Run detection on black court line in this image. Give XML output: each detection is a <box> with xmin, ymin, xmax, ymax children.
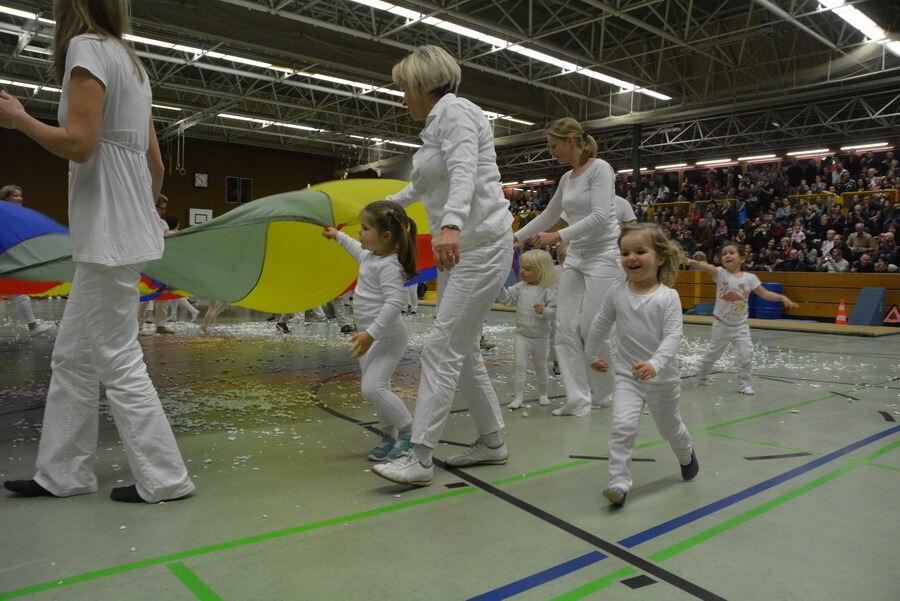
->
<box><xmin>878</xmin><ymin>411</ymin><xmax>896</xmax><ymax>423</ymax></box>
<box><xmin>830</xmin><ymin>391</ymin><xmax>860</xmax><ymax>401</ymax></box>
<box><xmin>622</xmin><ymin>575</ymin><xmax>656</xmax><ymax>589</ymax></box>
<box><xmin>445</xmin><ymin>482</ymin><xmax>470</xmax><ymax>489</ymax></box>
<box><xmin>313</xmin><ymin>372</ymin><xmax>725</xmax><ymax>600</ymax></box>
<box><xmin>439</xmin><ymin>462</ymin><xmax>726</xmax><ymax>601</ymax></box>
<box><xmin>754</xmin><ymin>375</ymin><xmax>797</xmax><ymax>385</ymax></box>
<box><xmin>744</xmin><ymin>452</ymin><xmax>814</xmax><ymax>461</ymax></box>
<box><xmin>439</xmin><ymin>439</ymin><xmax>474</xmax><ymax>448</ymax></box>
<box><xmin>569</xmin><ymin>455</ymin><xmax>656</xmax><ymax>463</ymax></box>
<box><xmin>357</xmin><ymin>407</ymin><xmax>472</xmax><ymax>426</ymax></box>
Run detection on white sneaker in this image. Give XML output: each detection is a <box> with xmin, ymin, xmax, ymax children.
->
<box><xmin>28</xmin><ymin>322</ymin><xmax>54</xmax><ymax>337</ymax></box>
<box><xmin>445</xmin><ymin>437</ymin><xmax>508</xmax><ymax>467</ymax></box>
<box><xmin>372</xmin><ymin>452</ymin><xmax>433</xmax><ymax>486</ymax></box>
<box><xmin>739</xmin><ymin>386</ymin><xmax>755</xmax><ymax>395</ymax></box>
<box><xmin>603</xmin><ymin>486</ymin><xmax>628</xmax><ymax>506</ymax></box>
<box><xmin>552</xmin><ymin>400</ymin><xmax>590</xmax><ymax>417</ymax></box>
<box><xmin>538</xmin><ymin>396</ymin><xmax>551</xmax><ymax>406</ymax></box>
<box><xmin>508</xmin><ymin>398</ymin><xmax>523</xmax><ymax>410</ymax></box>
<box><xmin>591</xmin><ymin>395</ymin><xmax>611</xmax><ymax>410</ymax></box>
<box><xmin>697</xmin><ymin>375</ymin><xmax>709</xmax><ymax>386</ymax></box>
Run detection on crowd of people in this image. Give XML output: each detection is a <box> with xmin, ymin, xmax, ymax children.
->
<box><xmin>507</xmin><ymin>153</ymin><xmax>899</xmax><ymax>274</ymax></box>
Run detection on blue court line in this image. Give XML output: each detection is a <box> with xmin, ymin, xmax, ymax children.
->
<box><xmin>469</xmin><ymin>424</ymin><xmax>900</xmax><ymax>601</ymax></box>
<box><xmin>467</xmin><ymin>552</ymin><xmax>606</xmax><ymax>601</ymax></box>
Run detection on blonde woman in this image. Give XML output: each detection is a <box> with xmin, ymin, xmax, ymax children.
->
<box><xmin>0</xmin><ymin>0</ymin><xmax>193</xmax><ymax>503</ymax></box>
<box><xmin>514</xmin><ymin>118</ymin><xmax>621</xmax><ymax>417</ymax></box>
<box><xmin>372</xmin><ymin>45</ymin><xmax>514</xmax><ymax>486</ymax></box>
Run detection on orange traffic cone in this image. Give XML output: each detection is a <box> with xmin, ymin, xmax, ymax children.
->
<box><xmin>835</xmin><ymin>299</ymin><xmax>848</xmax><ymax>325</ymax></box>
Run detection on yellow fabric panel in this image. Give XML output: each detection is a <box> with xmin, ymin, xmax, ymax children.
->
<box><xmin>234</xmin><ymin>221</ymin><xmax>359</xmax><ymax>314</ymax></box>
<box><xmin>310</xmin><ymin>179</ymin><xmax>431</xmax><ymax>234</ymax></box>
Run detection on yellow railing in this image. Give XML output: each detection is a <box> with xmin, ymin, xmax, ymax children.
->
<box><xmin>841</xmin><ymin>189</ymin><xmax>898</xmax><ymax>211</ymax></box>
<box><xmin>646</xmin><ymin>201</ymin><xmax>691</xmax><ymax>220</ymax></box>
<box><xmin>787</xmin><ymin>193</ymin><xmax>838</xmax><ymax>211</ymax></box>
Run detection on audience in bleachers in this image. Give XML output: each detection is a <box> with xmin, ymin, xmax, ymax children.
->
<box><xmin>504</xmin><ymin>149</ymin><xmax>899</xmax><ymax>273</ymax></box>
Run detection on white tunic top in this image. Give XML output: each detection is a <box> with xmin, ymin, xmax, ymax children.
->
<box><xmin>515</xmin><ymin>159</ymin><xmax>619</xmax><ymax>266</ymax></box>
<box><xmin>712</xmin><ymin>267</ymin><xmax>761</xmax><ymax>326</ymax></box>
<box><xmin>386</xmin><ymin>93</ymin><xmax>513</xmax><ymax>252</ymax></box>
<box><xmin>336</xmin><ymin>232</ymin><xmax>406</xmax><ymax>340</ymax></box>
<box><xmin>586</xmin><ymin>280</ymin><xmax>683</xmax><ymax>383</ymax></box>
<box><xmin>60</xmin><ymin>35</ymin><xmax>162</xmax><ymax>266</ymax></box>
<box><xmin>496</xmin><ymin>282</ymin><xmax>556</xmax><ymax>338</ymax></box>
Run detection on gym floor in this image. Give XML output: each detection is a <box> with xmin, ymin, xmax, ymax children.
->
<box><xmin>1</xmin><ymin>298</ymin><xmax>898</xmax><ymax>601</ymax></box>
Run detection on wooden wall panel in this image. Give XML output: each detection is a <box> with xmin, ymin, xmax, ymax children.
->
<box><xmin>0</xmin><ymin>128</ymin><xmax>341</xmax><ymax>227</ymax></box>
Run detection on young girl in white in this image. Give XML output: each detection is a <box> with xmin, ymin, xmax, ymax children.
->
<box><xmin>323</xmin><ymin>200</ymin><xmax>418</xmax><ymax>462</ymax></box>
<box><xmin>683</xmin><ymin>241</ymin><xmax>798</xmax><ymax>395</ymax></box>
<box><xmin>496</xmin><ymin>249</ymin><xmax>557</xmax><ymax>409</ymax></box>
<box><xmin>586</xmin><ymin>223</ymin><xmax>698</xmax><ymax>507</ymax></box>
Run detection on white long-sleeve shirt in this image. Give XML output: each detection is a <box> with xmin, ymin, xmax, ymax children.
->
<box><xmin>585</xmin><ymin>280</ymin><xmax>683</xmax><ymax>383</ymax></box>
<box><xmin>515</xmin><ymin>159</ymin><xmax>619</xmax><ymax>260</ymax></box>
<box><xmin>386</xmin><ymin>93</ymin><xmax>513</xmax><ymax>252</ymax></box>
<box><xmin>496</xmin><ymin>282</ymin><xmax>556</xmax><ymax>338</ymax></box>
<box><xmin>336</xmin><ymin>232</ymin><xmax>406</xmax><ymax>340</ymax></box>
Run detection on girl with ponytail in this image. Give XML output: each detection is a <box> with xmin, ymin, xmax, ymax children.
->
<box><xmin>323</xmin><ymin>200</ymin><xmax>418</xmax><ymax>461</ymax></box>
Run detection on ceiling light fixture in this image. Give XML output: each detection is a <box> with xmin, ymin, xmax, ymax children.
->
<box><xmin>839</xmin><ymin>142</ymin><xmax>890</xmax><ymax>150</ymax></box>
<box><xmin>787</xmin><ymin>148</ymin><xmax>830</xmax><ymax>156</ymax></box>
<box><xmin>737</xmin><ymin>154</ymin><xmax>777</xmax><ymax>161</ymax></box>
<box><xmin>696</xmin><ymin>158</ymin><xmax>732</xmax><ymax>165</ymax></box>
<box><xmin>655</xmin><ymin>163</ymin><xmax>688</xmax><ymax>169</ymax></box>
<box><xmin>818</xmin><ymin>1</ymin><xmax>900</xmax><ymax>57</ymax></box>
<box><xmin>346</xmin><ymin>0</ymin><xmax>671</xmax><ymax>101</ymax></box>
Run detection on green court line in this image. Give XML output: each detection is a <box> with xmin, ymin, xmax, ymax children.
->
<box><xmin>650</xmin><ymin>439</ymin><xmax>900</xmax><ymax>562</ymax></box>
<box><xmin>0</xmin><ymin>488</ymin><xmax>473</xmax><ymax>601</ymax></box>
<box><xmin>168</xmin><ymin>563</ymin><xmax>223</xmax><ymax>601</ymax></box>
<box><xmin>493</xmin><ymin>459</ymin><xmax>591</xmax><ymax>485</ymax></box>
<box><xmin>866</xmin><ymin>462</ymin><xmax>900</xmax><ymax>473</ymax></box>
<box><xmin>1</xmin><ymin>379</ymin><xmax>892</xmax><ymax>600</ymax></box>
<box><xmin>553</xmin><ymin>439</ymin><xmax>900</xmax><ymax>600</ymax></box>
<box><xmin>706</xmin><ymin>432</ymin><xmax>821</xmax><ymax>455</ymax></box>
<box><xmin>549</xmin><ymin>567</ymin><xmax>636</xmax><ymax>601</ymax></box>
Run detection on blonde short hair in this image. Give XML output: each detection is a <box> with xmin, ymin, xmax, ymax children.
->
<box><xmin>392</xmin><ymin>45</ymin><xmax>461</xmax><ymax>101</ymax></box>
<box><xmin>0</xmin><ymin>184</ymin><xmax>22</xmax><ymax>201</ymax></box>
<box><xmin>520</xmin><ymin>249</ymin><xmax>557</xmax><ymax>288</ymax></box>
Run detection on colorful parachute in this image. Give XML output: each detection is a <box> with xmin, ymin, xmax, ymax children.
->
<box><xmin>1</xmin><ymin>179</ymin><xmax>435</xmax><ymax>313</ymax></box>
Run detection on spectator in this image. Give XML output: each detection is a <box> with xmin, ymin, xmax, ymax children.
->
<box><xmin>817</xmin><ymin>248</ymin><xmax>850</xmax><ymax>272</ymax></box>
<box><xmin>851</xmin><ymin>253</ymin><xmax>874</xmax><ymax>273</ymax></box>
<box><xmin>847</xmin><ymin>222</ymin><xmax>876</xmax><ymax>257</ymax></box>
<box><xmin>775</xmin><ymin>249</ymin><xmax>806</xmax><ymax>272</ymax></box>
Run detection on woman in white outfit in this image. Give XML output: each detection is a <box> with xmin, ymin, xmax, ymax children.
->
<box><xmin>1</xmin><ymin>185</ymin><xmax>55</xmax><ymax>337</ymax></box>
<box><xmin>1</xmin><ymin>0</ymin><xmax>194</xmax><ymax>503</ymax></box>
<box><xmin>514</xmin><ymin>118</ymin><xmax>621</xmax><ymax>417</ymax></box>
<box><xmin>372</xmin><ymin>46</ymin><xmax>514</xmax><ymax>486</ymax></box>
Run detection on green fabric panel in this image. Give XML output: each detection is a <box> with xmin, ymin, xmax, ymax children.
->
<box><xmin>0</xmin><ymin>234</ymin><xmax>75</xmax><ymax>281</ymax></box>
<box><xmin>144</xmin><ymin>223</ymin><xmax>268</xmax><ymax>302</ymax></box>
<box><xmin>143</xmin><ymin>189</ymin><xmax>334</xmax><ymax>302</ymax></box>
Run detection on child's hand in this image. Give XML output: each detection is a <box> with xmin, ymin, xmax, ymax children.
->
<box><xmin>533</xmin><ymin>304</ymin><xmax>543</xmax><ymax>315</ymax></box>
<box><xmin>322</xmin><ymin>226</ymin><xmax>339</xmax><ymax>239</ymax></box>
<box><xmin>782</xmin><ymin>297</ymin><xmax>799</xmax><ymax>309</ymax></box>
<box><xmin>680</xmin><ymin>257</ymin><xmax>692</xmax><ymax>265</ymax></box>
<box><xmin>632</xmin><ymin>361</ymin><xmax>656</xmax><ymax>381</ymax></box>
<box><xmin>349</xmin><ymin>331</ymin><xmax>374</xmax><ymax>358</ymax></box>
<box><xmin>590</xmin><ymin>359</ymin><xmax>609</xmax><ymax>372</ymax></box>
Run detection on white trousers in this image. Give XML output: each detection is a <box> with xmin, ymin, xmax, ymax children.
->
<box><xmin>359</xmin><ymin>330</ymin><xmax>412</xmax><ymax>433</ymax></box>
<box><xmin>697</xmin><ymin>320</ymin><xmax>753</xmax><ymax>389</ymax></box>
<box><xmin>514</xmin><ymin>333</ymin><xmax>550</xmax><ymax>401</ymax></box>
<box><xmin>34</xmin><ymin>262</ymin><xmax>194</xmax><ymax>502</ymax></box>
<box><xmin>13</xmin><ymin>294</ymin><xmax>35</xmax><ymax>324</ymax></box>
<box><xmin>412</xmin><ymin>232</ymin><xmax>513</xmax><ymax>448</ymax></box>
<box><xmin>608</xmin><ymin>377</ymin><xmax>693</xmax><ymax>491</ymax></box>
<box><xmin>407</xmin><ymin>285</ymin><xmax>418</xmax><ymax>312</ymax></box>
<box><xmin>555</xmin><ymin>256</ymin><xmax>622</xmax><ymax>408</ymax></box>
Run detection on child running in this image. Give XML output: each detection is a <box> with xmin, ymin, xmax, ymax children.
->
<box><xmin>682</xmin><ymin>241</ymin><xmax>798</xmax><ymax>395</ymax></box>
<box><xmin>322</xmin><ymin>200</ymin><xmax>418</xmax><ymax>462</ymax></box>
<box><xmin>586</xmin><ymin>223</ymin><xmax>698</xmax><ymax>507</ymax></box>
<box><xmin>496</xmin><ymin>249</ymin><xmax>557</xmax><ymax>409</ymax></box>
